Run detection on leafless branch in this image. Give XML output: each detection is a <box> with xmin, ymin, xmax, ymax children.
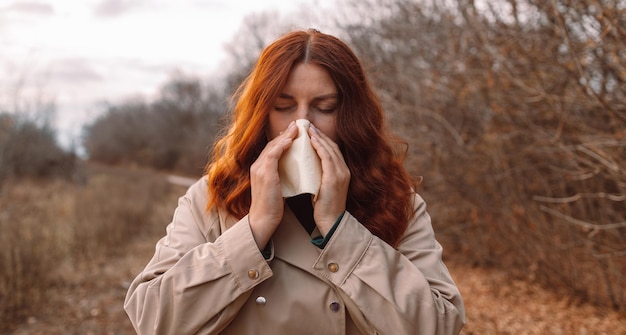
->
<box><xmin>534</xmin><ymin>193</ymin><xmax>626</xmax><ymax>203</ymax></box>
<box><xmin>539</xmin><ymin>205</ymin><xmax>626</xmax><ymax>230</ymax></box>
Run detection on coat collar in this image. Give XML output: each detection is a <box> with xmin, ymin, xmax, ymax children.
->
<box><xmin>272</xmin><ymin>205</ymin><xmax>322</xmax><ymax>272</ymax></box>
<box><xmin>217</xmin><ymin>204</ymin><xmax>322</xmax><ymax>273</ymax></box>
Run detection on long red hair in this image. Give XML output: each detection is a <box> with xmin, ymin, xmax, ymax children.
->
<box><xmin>206</xmin><ymin>30</ymin><xmax>415</xmax><ymax>247</ymax></box>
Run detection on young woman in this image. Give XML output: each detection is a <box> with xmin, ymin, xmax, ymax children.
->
<box><xmin>124</xmin><ymin>29</ymin><xmax>465</xmax><ymax>335</ymax></box>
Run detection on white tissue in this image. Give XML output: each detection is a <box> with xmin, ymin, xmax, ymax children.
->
<box><xmin>278</xmin><ymin>119</ymin><xmax>322</xmax><ymax>199</ymax></box>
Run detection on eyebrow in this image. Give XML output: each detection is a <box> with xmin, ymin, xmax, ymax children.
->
<box><xmin>277</xmin><ymin>93</ymin><xmax>338</xmax><ymax>101</ymax></box>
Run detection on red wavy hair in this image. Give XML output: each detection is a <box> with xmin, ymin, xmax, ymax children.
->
<box><xmin>206</xmin><ymin>29</ymin><xmax>415</xmax><ymax>247</ymax></box>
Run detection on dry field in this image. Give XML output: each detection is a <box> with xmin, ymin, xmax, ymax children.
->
<box><xmin>2</xmin><ymin>165</ymin><xmax>624</xmax><ymax>335</ymax></box>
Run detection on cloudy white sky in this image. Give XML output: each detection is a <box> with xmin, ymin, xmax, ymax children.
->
<box><xmin>0</xmin><ymin>0</ymin><xmax>336</xmax><ymax>147</ymax></box>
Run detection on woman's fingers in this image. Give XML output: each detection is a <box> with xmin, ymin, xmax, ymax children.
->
<box><xmin>251</xmin><ymin>121</ymin><xmax>297</xmax><ymax>182</ymax></box>
<box><xmin>309</xmin><ymin>123</ymin><xmax>350</xmax><ymax>183</ymax></box>
<box><xmin>249</xmin><ymin>121</ymin><xmax>297</xmax><ymax>248</ymax></box>
<box><xmin>308</xmin><ymin>124</ymin><xmax>350</xmax><ymax>235</ymax></box>
<box><xmin>256</xmin><ymin>121</ymin><xmax>297</xmax><ymax>163</ymax></box>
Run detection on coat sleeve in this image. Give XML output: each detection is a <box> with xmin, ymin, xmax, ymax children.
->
<box><xmin>124</xmin><ymin>179</ymin><xmax>273</xmax><ymax>335</ymax></box>
<box><xmin>312</xmin><ymin>193</ymin><xmax>465</xmax><ymax>335</ymax></box>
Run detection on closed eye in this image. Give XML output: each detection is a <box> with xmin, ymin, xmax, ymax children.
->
<box><xmin>273</xmin><ymin>93</ymin><xmax>338</xmax><ymax>113</ymax></box>
<box><xmin>313</xmin><ymin>105</ymin><xmax>337</xmax><ymax>113</ymax></box>
<box><xmin>312</xmin><ymin>94</ymin><xmax>338</xmax><ymax>113</ymax></box>
<box><xmin>274</xmin><ymin>105</ymin><xmax>295</xmax><ymax>112</ymax></box>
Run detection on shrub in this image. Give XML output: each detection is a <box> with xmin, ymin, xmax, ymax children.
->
<box><xmin>341</xmin><ymin>0</ymin><xmax>626</xmax><ymax>311</ymax></box>
<box><xmin>0</xmin><ymin>164</ymin><xmax>181</xmax><ymax>331</ymax></box>
<box><xmin>0</xmin><ymin>113</ymin><xmax>79</xmax><ymax>183</ymax></box>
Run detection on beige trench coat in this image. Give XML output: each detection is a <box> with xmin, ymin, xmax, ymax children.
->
<box><xmin>124</xmin><ymin>178</ymin><xmax>465</xmax><ymax>334</ymax></box>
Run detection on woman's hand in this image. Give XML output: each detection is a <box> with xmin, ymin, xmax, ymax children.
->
<box><xmin>249</xmin><ymin>121</ymin><xmax>298</xmax><ymax>249</ymax></box>
<box><xmin>308</xmin><ymin>124</ymin><xmax>351</xmax><ymax>236</ymax></box>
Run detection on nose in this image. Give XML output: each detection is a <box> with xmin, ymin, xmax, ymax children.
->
<box><xmin>294</xmin><ymin>105</ymin><xmax>312</xmax><ymax>122</ymax></box>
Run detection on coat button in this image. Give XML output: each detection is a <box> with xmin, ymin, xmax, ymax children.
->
<box><xmin>328</xmin><ymin>262</ymin><xmax>339</xmax><ymax>272</ymax></box>
<box><xmin>255</xmin><ymin>296</ymin><xmax>267</xmax><ymax>305</ymax></box>
<box><xmin>248</xmin><ymin>269</ymin><xmax>259</xmax><ymax>279</ymax></box>
<box><xmin>329</xmin><ymin>301</ymin><xmax>340</xmax><ymax>312</ymax></box>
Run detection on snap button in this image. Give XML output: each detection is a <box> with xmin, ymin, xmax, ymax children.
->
<box><xmin>328</xmin><ymin>262</ymin><xmax>339</xmax><ymax>272</ymax></box>
<box><xmin>255</xmin><ymin>296</ymin><xmax>267</xmax><ymax>305</ymax></box>
<box><xmin>329</xmin><ymin>301</ymin><xmax>340</xmax><ymax>312</ymax></box>
<box><xmin>248</xmin><ymin>269</ymin><xmax>259</xmax><ymax>279</ymax></box>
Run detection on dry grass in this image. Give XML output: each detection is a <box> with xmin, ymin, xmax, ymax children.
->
<box><xmin>1</xmin><ymin>164</ymin><xmax>625</xmax><ymax>334</ymax></box>
<box><xmin>452</xmin><ymin>260</ymin><xmax>626</xmax><ymax>335</ymax></box>
<box><xmin>0</xmin><ymin>163</ymin><xmax>184</xmax><ymax>333</ymax></box>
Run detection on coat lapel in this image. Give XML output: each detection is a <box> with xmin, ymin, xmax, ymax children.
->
<box><xmin>217</xmin><ymin>204</ymin><xmax>321</xmax><ymax>274</ymax></box>
<box><xmin>272</xmin><ymin>206</ymin><xmax>322</xmax><ymax>272</ymax></box>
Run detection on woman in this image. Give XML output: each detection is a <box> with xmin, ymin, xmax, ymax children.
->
<box><xmin>124</xmin><ymin>29</ymin><xmax>465</xmax><ymax>334</ymax></box>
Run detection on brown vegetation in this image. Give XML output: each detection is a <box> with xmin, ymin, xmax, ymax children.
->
<box><xmin>0</xmin><ymin>113</ymin><xmax>79</xmax><ymax>183</ymax></box>
<box><xmin>339</xmin><ymin>0</ymin><xmax>626</xmax><ymax>312</ymax></box>
<box><xmin>0</xmin><ymin>164</ymin><xmax>181</xmax><ymax>332</ymax></box>
<box><xmin>2</xmin><ymin>167</ymin><xmax>624</xmax><ymax>334</ymax></box>
<box><xmin>83</xmin><ymin>76</ymin><xmax>226</xmax><ymax>177</ymax></box>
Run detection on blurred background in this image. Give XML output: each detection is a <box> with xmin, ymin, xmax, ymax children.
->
<box><xmin>1</xmin><ymin>0</ymin><xmax>624</xmax><ymax>334</ymax></box>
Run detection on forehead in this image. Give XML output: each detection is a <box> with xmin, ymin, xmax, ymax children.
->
<box><xmin>281</xmin><ymin>63</ymin><xmax>337</xmax><ymax>96</ymax></box>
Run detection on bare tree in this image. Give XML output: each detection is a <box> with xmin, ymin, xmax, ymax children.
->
<box><xmin>337</xmin><ymin>0</ymin><xmax>625</xmax><ymax>310</ymax></box>
<box><xmin>0</xmin><ymin>76</ymin><xmax>78</xmax><ymax>183</ymax></box>
<box><xmin>83</xmin><ymin>74</ymin><xmax>225</xmax><ymax>176</ymax></box>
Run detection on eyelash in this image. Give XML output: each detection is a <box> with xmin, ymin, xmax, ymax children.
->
<box><xmin>274</xmin><ymin>106</ymin><xmax>294</xmax><ymax>112</ymax></box>
<box><xmin>274</xmin><ymin>106</ymin><xmax>336</xmax><ymax>113</ymax></box>
<box><xmin>315</xmin><ymin>106</ymin><xmax>336</xmax><ymax>113</ymax></box>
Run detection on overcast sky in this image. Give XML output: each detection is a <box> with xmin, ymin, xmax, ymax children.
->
<box><xmin>0</xmin><ymin>0</ymin><xmax>336</xmax><ymax>147</ymax></box>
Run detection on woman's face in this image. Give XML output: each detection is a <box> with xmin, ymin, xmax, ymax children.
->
<box><xmin>267</xmin><ymin>63</ymin><xmax>339</xmax><ymax>141</ymax></box>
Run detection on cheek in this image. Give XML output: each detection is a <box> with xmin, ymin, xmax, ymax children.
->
<box><xmin>267</xmin><ymin>113</ymin><xmax>289</xmax><ymax>139</ymax></box>
<box><xmin>322</xmin><ymin>127</ymin><xmax>338</xmax><ymax>142</ymax></box>
<box><xmin>315</xmin><ymin>117</ymin><xmax>338</xmax><ymax>142</ymax></box>
<box><xmin>267</xmin><ymin>126</ymin><xmax>280</xmax><ymax>140</ymax></box>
